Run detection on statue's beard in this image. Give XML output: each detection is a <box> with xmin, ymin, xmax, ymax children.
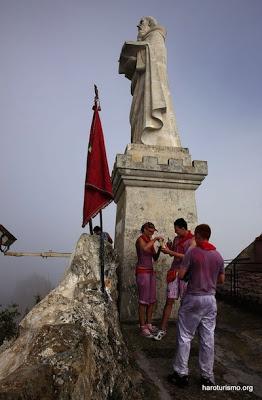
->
<box><xmin>137</xmin><ymin>27</ymin><xmax>149</xmax><ymax>40</ymax></box>
<box><xmin>137</xmin><ymin>30</ymin><xmax>143</xmax><ymax>40</ymax></box>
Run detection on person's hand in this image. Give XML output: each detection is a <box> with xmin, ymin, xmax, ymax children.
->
<box><xmin>166</xmin><ymin>240</ymin><xmax>173</xmax><ymax>250</ymax></box>
<box><xmin>161</xmin><ymin>247</ymin><xmax>172</xmax><ymax>255</ymax></box>
<box><xmin>154</xmin><ymin>236</ymin><xmax>164</xmax><ymax>242</ymax></box>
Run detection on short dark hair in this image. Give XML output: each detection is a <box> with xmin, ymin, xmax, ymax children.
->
<box><xmin>93</xmin><ymin>226</ymin><xmax>101</xmax><ymax>233</ymax></box>
<box><xmin>195</xmin><ymin>224</ymin><xmax>211</xmax><ymax>240</ymax></box>
<box><xmin>174</xmin><ymin>218</ymin><xmax>187</xmax><ymax>230</ymax></box>
<box><xmin>141</xmin><ymin>222</ymin><xmax>157</xmax><ymax>233</ymax></box>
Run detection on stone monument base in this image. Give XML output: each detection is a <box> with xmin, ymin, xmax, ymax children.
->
<box><xmin>112</xmin><ymin>144</ymin><xmax>207</xmax><ymax>321</ymax></box>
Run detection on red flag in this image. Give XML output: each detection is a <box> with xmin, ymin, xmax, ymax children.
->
<box><xmin>82</xmin><ymin>102</ymin><xmax>113</xmax><ymax>227</ymax></box>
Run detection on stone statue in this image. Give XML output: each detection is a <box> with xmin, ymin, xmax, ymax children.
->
<box><xmin>119</xmin><ymin>16</ymin><xmax>181</xmax><ymax>147</ymax></box>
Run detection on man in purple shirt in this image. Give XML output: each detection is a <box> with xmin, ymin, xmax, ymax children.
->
<box><xmin>168</xmin><ymin>224</ymin><xmax>225</xmax><ymax>388</ymax></box>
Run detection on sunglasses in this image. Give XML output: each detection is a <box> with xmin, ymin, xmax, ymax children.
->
<box><xmin>145</xmin><ymin>227</ymin><xmax>155</xmax><ymax>232</ymax></box>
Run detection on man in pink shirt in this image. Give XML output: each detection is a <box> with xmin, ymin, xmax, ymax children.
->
<box><xmin>168</xmin><ymin>224</ymin><xmax>225</xmax><ymax>387</ymax></box>
<box><xmin>154</xmin><ymin>218</ymin><xmax>195</xmax><ymax>340</ymax></box>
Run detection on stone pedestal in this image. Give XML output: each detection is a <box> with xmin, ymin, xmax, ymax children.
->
<box><xmin>112</xmin><ymin>144</ymin><xmax>208</xmax><ymax>321</ymax></box>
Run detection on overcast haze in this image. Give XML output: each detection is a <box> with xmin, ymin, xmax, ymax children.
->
<box><xmin>1</xmin><ymin>0</ymin><xmax>262</xmax><ymax>307</ymax></box>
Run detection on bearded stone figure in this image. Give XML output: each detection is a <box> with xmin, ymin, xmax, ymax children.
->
<box><xmin>119</xmin><ymin>16</ymin><xmax>181</xmax><ymax>147</ymax></box>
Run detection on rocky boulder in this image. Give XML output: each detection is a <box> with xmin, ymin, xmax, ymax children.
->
<box><xmin>0</xmin><ymin>234</ymin><xmax>143</xmax><ymax>400</ymax></box>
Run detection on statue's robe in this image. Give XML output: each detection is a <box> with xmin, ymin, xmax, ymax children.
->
<box><xmin>119</xmin><ymin>26</ymin><xmax>181</xmax><ymax>147</ymax></box>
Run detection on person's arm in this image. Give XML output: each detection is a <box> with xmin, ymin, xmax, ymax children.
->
<box><xmin>161</xmin><ymin>247</ymin><xmax>184</xmax><ymax>258</ymax></box>
<box><xmin>174</xmin><ymin>240</ymin><xmax>195</xmax><ymax>279</ymax></box>
<box><xmin>137</xmin><ymin>236</ymin><xmax>163</xmax><ymax>254</ymax></box>
<box><xmin>178</xmin><ymin>250</ymin><xmax>192</xmax><ymax>279</ymax></box>
<box><xmin>153</xmin><ymin>245</ymin><xmax>161</xmax><ymax>261</ymax></box>
<box><xmin>217</xmin><ymin>273</ymin><xmax>225</xmax><ymax>284</ymax></box>
<box><xmin>217</xmin><ymin>257</ymin><xmax>225</xmax><ymax>284</ymax></box>
<box><xmin>162</xmin><ymin>237</ymin><xmax>196</xmax><ymax>258</ymax></box>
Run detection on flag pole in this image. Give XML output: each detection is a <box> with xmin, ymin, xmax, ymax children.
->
<box><xmin>89</xmin><ymin>220</ymin><xmax>93</xmax><ymax>235</ymax></box>
<box><xmin>99</xmin><ymin>209</ymin><xmax>105</xmax><ymax>293</ymax></box>
<box><xmin>94</xmin><ymin>84</ymin><xmax>99</xmax><ymax>110</ymax></box>
<box><xmin>99</xmin><ymin>209</ymin><xmax>103</xmax><ymax>232</ymax></box>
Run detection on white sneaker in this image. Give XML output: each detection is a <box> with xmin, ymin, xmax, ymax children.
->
<box><xmin>140</xmin><ymin>327</ymin><xmax>154</xmax><ymax>338</ymax></box>
<box><xmin>154</xmin><ymin>329</ymin><xmax>166</xmax><ymax>341</ymax></box>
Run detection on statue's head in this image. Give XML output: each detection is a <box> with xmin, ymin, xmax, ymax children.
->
<box><xmin>137</xmin><ymin>16</ymin><xmax>158</xmax><ymax>39</ymax></box>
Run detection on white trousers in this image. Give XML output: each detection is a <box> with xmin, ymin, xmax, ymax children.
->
<box><xmin>173</xmin><ymin>294</ymin><xmax>217</xmax><ymax>383</ymax></box>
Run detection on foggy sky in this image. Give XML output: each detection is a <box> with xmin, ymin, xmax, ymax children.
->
<box><xmin>1</xmin><ymin>0</ymin><xmax>262</xmax><ymax>306</ymax></box>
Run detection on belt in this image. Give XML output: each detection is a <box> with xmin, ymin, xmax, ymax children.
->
<box><xmin>136</xmin><ymin>267</ymin><xmax>155</xmax><ymax>275</ymax></box>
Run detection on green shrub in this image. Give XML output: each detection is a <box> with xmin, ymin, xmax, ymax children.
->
<box><xmin>0</xmin><ymin>304</ymin><xmax>20</xmax><ymax>345</ymax></box>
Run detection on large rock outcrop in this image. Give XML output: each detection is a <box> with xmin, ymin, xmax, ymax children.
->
<box><xmin>0</xmin><ymin>234</ymin><xmax>143</xmax><ymax>399</ymax></box>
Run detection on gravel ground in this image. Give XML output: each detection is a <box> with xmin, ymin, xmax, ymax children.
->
<box><xmin>121</xmin><ymin>300</ymin><xmax>262</xmax><ymax>400</ymax></box>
